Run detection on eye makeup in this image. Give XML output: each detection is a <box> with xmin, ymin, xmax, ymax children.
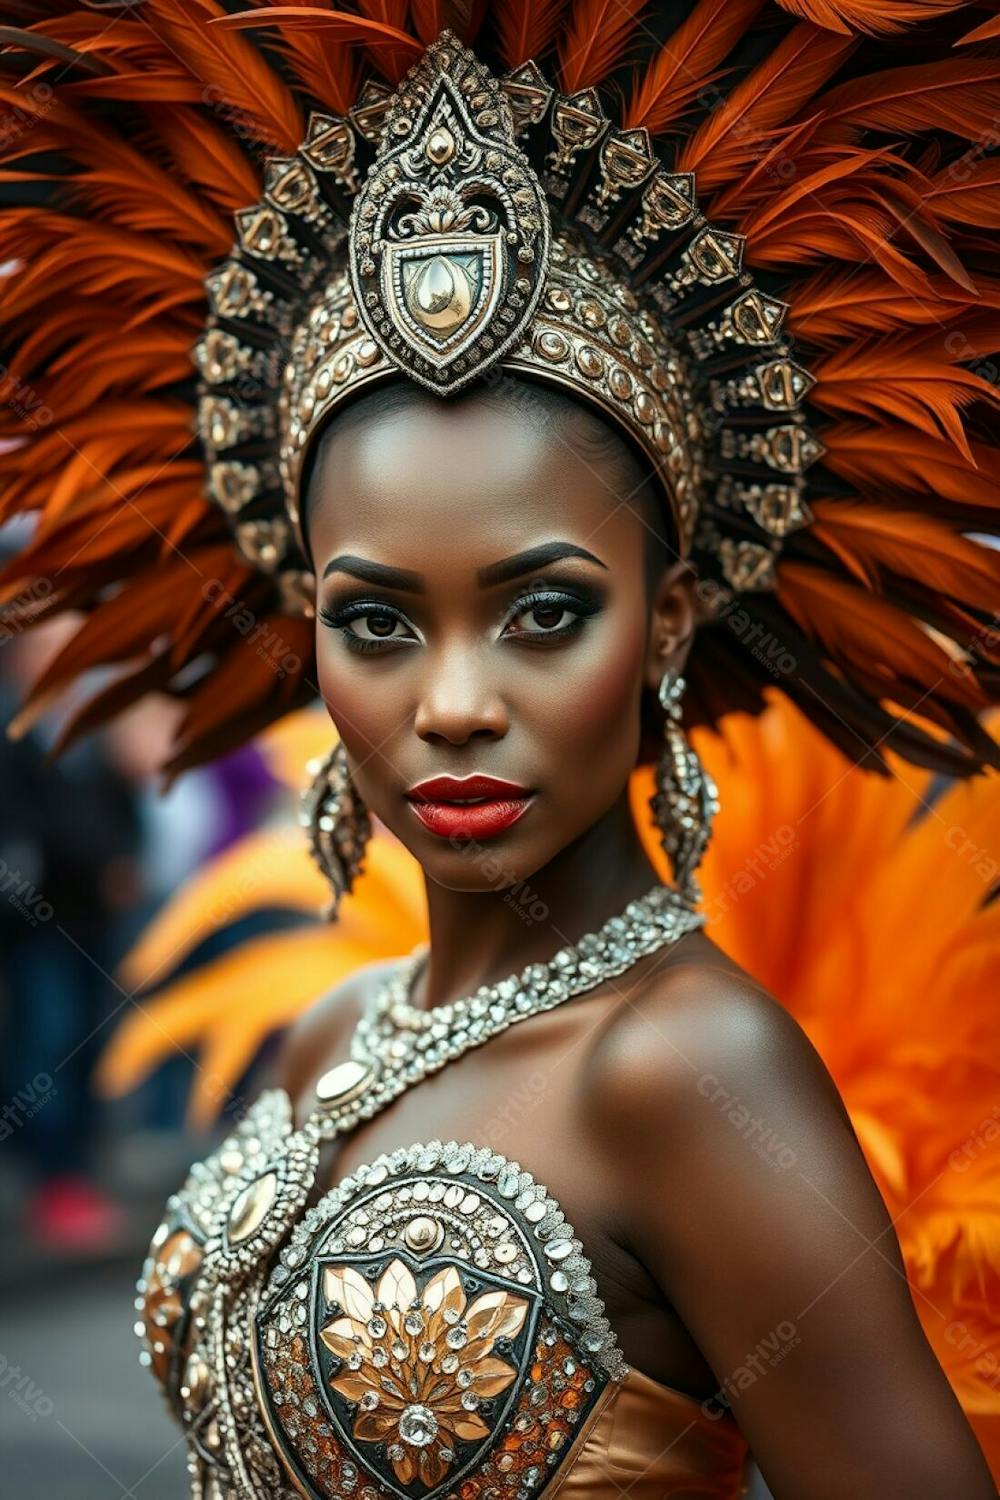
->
<box><xmin>318</xmin><ymin>578</ymin><xmax>605</xmax><ymax>655</ymax></box>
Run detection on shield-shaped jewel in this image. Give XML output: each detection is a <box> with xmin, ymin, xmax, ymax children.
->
<box><xmin>383</xmin><ymin>235</ymin><xmax>504</xmax><ymax>373</ymax></box>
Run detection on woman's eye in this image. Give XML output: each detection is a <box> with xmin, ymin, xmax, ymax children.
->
<box><xmin>318</xmin><ymin>603</ymin><xmax>416</xmax><ymax>653</ymax></box>
<box><xmin>503</xmin><ymin>591</ymin><xmax>595</xmax><ymax>640</ymax></box>
<box><xmin>347</xmin><ymin>610</ymin><xmax>409</xmax><ymax>642</ymax></box>
<box><xmin>511</xmin><ymin>603</ymin><xmax>575</xmax><ymax>633</ymax></box>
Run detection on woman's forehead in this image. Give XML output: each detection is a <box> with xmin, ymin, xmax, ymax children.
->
<box><xmin>306</xmin><ymin>387</ymin><xmax>647</xmax><ymax>559</ymax></box>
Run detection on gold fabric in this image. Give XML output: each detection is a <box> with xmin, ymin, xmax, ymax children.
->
<box><xmin>546</xmin><ymin>1366</ymin><xmax>750</xmax><ymax>1500</ymax></box>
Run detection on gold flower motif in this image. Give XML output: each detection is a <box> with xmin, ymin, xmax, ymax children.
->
<box><xmin>320</xmin><ymin>1258</ymin><xmax>528</xmax><ymax>1488</ymax></box>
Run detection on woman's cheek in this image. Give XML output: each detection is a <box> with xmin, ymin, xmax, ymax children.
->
<box><xmin>315</xmin><ymin>640</ymin><xmax>395</xmax><ymax>770</ymax></box>
<box><xmin>550</xmin><ymin>609</ymin><xmax>645</xmax><ymax>765</ymax></box>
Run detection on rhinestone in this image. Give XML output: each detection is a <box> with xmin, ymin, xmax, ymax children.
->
<box><xmin>403</xmin><ymin>1310</ymin><xmax>424</xmax><ymax>1335</ymax></box>
<box><xmin>360</xmin><ymin>1390</ymin><xmax>379</xmax><ymax>1411</ymax></box>
<box><xmin>609</xmin><ymin>366</ymin><xmax>633</xmax><ymax>400</ymax></box>
<box><xmin>544</xmin><ymin>1239</ymin><xmax>574</xmax><ymax>1261</ymax></box>
<box><xmin>227</xmin><ymin>1172</ymin><xmax>277</xmax><ymax>1245</ymax></box>
<box><xmin>403</xmin><ymin>1216</ymin><xmax>443</xmax><ymax>1254</ymax></box>
<box><xmin>440</xmin><ymin>1352</ymin><xmax>459</xmax><ymax>1373</ymax></box>
<box><xmin>460</xmin><ymin>1391</ymin><xmax>480</xmax><ymax>1410</ymax></box>
<box><xmin>315</xmin><ymin>1059</ymin><xmax>373</xmax><ymax>1106</ymax></box>
<box><xmin>446</xmin><ymin>1327</ymin><xmax>467</xmax><ymax>1349</ymax></box>
<box><xmin>367</xmin><ymin>1314</ymin><xmax>387</xmax><ymax>1338</ymax></box>
<box><xmin>398</xmin><ymin>1403</ymin><xmax>438</xmax><ymax>1446</ymax></box>
<box><xmin>634</xmin><ymin>390</ymin><xmax>657</xmax><ymax>424</ymax></box>
<box><xmin>575</xmin><ymin>345</ymin><xmax>604</xmax><ymax>379</ymax></box>
<box><xmin>532</xmin><ymin>327</ymin><xmax>568</xmax><ymax>365</ymax></box>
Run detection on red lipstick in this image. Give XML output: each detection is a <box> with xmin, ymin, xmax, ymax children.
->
<box><xmin>405</xmin><ymin>774</ymin><xmax>535</xmax><ymax>841</ymax></box>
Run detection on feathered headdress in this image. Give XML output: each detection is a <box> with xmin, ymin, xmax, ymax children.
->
<box><xmin>0</xmin><ymin>0</ymin><xmax>997</xmax><ymax>779</ymax></box>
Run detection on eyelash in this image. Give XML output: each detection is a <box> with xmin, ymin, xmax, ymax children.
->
<box><xmin>318</xmin><ymin>589</ymin><xmax>600</xmax><ymax>655</ymax></box>
<box><xmin>317</xmin><ymin>601</ymin><xmax>412</xmax><ymax>654</ymax></box>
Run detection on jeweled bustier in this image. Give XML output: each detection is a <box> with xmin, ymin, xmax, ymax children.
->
<box><xmin>138</xmin><ymin>1090</ymin><xmax>750</xmax><ymax>1499</ymax></box>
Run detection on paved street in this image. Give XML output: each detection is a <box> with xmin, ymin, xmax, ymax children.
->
<box><xmin>0</xmin><ymin>1259</ymin><xmax>186</xmax><ymax>1500</ymax></box>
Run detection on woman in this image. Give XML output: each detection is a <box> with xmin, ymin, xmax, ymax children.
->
<box><xmin>1</xmin><ymin>5</ymin><xmax>998</xmax><ymax>1497</ymax></box>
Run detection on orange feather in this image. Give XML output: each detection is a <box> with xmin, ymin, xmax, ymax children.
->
<box><xmin>495</xmin><ymin>0</ymin><xmax>569</xmax><ymax>69</ymax></box>
<box><xmin>956</xmin><ymin>9</ymin><xmax>1000</xmax><ymax>43</ymax></box>
<box><xmin>810</xmin><ymin>500</ymin><xmax>1000</xmax><ymax>615</ymax></box>
<box><xmin>558</xmin><ymin>0</ymin><xmax>648</xmax><ymax>93</ymax></box>
<box><xmin>623</xmin><ymin>0</ymin><xmax>766</xmax><ymax>133</ymax></box>
<box><xmin>788</xmin><ymin>266</ymin><xmax>999</xmax><ymax>342</ymax></box>
<box><xmin>810</xmin><ymin>329</ymin><xmax>1000</xmax><ymax>463</ymax></box>
<box><xmin>145</xmin><ymin>0</ymin><xmax>304</xmax><ymax>152</ymax></box>
<box><xmin>411</xmin><ymin>0</ymin><xmax>445</xmax><ymax>45</ymax></box>
<box><xmin>926</xmin><ymin>159</ymin><xmax>1000</xmax><ymax>231</ymax></box>
<box><xmin>678</xmin><ymin>22</ymin><xmax>856</xmax><ymax>191</ymax></box>
<box><xmin>776</xmin><ymin>561</ymin><xmax>988</xmax><ymax>710</ymax></box>
<box><xmin>815</xmin><ymin>57</ymin><xmax>1000</xmax><ymax>144</ymax></box>
<box><xmin>822</xmin><ymin>425</ymin><xmax>1000</xmax><ymax>512</ymax></box>
<box><xmin>772</xmin><ymin>0</ymin><xmax>972</xmax><ymax>35</ymax></box>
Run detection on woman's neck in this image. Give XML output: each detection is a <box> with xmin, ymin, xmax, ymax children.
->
<box><xmin>410</xmin><ymin>787</ymin><xmax>664</xmax><ymax>1011</ymax></box>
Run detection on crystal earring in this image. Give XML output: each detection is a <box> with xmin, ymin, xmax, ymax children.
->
<box><xmin>300</xmin><ymin>742</ymin><xmax>372</xmax><ymax>920</ymax></box>
<box><xmin>650</xmin><ymin>669</ymin><xmax>719</xmax><ymax>908</ymax></box>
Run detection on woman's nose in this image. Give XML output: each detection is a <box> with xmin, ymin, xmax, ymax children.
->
<box><xmin>413</xmin><ymin>644</ymin><xmax>509</xmax><ymax>746</ymax></box>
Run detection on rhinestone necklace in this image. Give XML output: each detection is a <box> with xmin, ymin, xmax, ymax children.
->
<box><xmin>310</xmin><ymin>882</ymin><xmax>702</xmax><ymax>1141</ymax></box>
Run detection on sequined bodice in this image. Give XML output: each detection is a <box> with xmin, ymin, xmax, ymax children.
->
<box><xmin>138</xmin><ymin>1090</ymin><xmax>750</xmax><ymax>1499</ymax></box>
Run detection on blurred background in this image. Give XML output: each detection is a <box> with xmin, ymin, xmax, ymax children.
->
<box><xmin>0</xmin><ymin>605</ymin><xmax>292</xmax><ymax>1498</ymax></box>
<box><xmin>1</xmin><ymin>565</ymin><xmax>998</xmax><ymax>1499</ymax></box>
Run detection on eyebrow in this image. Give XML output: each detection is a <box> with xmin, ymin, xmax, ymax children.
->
<box><xmin>322</xmin><ymin>555</ymin><xmax>424</xmax><ymax>590</ymax></box>
<box><xmin>477</xmin><ymin>541</ymin><xmax>608</xmax><ymax>587</ymax></box>
<box><xmin>322</xmin><ymin>541</ymin><xmax>607</xmax><ymax>590</ymax></box>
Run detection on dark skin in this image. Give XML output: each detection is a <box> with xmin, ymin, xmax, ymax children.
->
<box><xmin>283</xmin><ymin>382</ymin><xmax>996</xmax><ymax>1499</ymax></box>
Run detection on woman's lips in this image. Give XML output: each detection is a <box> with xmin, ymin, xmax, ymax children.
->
<box><xmin>405</xmin><ymin>774</ymin><xmax>535</xmax><ymax>841</ymax></box>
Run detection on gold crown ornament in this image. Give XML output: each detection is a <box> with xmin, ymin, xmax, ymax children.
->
<box><xmin>195</xmin><ymin>34</ymin><xmax>819</xmax><ymax>618</ymax></box>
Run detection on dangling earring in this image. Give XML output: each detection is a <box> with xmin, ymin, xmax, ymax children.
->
<box><xmin>300</xmin><ymin>742</ymin><xmax>372</xmax><ymax>921</ymax></box>
<box><xmin>650</xmin><ymin>669</ymin><xmax>719</xmax><ymax>909</ymax></box>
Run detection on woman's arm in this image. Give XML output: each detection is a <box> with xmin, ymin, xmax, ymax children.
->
<box><xmin>592</xmin><ymin>964</ymin><xmax>997</xmax><ymax>1500</ymax></box>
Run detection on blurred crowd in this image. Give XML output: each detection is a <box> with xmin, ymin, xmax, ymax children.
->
<box><xmin>0</xmin><ymin>611</ymin><xmax>284</xmax><ymax>1264</ymax></box>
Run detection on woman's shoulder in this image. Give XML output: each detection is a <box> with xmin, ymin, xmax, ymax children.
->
<box><xmin>584</xmin><ymin>930</ymin><xmax>857</xmax><ymax>1148</ymax></box>
<box><xmin>278</xmin><ymin>954</ymin><xmax>402</xmax><ymax>1104</ymax></box>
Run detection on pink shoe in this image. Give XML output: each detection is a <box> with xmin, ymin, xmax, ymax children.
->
<box><xmin>25</xmin><ymin>1175</ymin><xmax>127</xmax><ymax>1255</ymax></box>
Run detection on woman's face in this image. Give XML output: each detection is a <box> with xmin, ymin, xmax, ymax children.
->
<box><xmin>306</xmin><ymin>385</ymin><xmax>689</xmax><ymax>890</ymax></box>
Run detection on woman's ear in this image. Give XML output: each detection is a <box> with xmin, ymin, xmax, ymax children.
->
<box><xmin>642</xmin><ymin>559</ymin><xmax>697</xmax><ymax>694</ymax></box>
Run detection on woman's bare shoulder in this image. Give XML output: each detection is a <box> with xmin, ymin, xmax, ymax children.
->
<box><xmin>585</xmin><ymin>929</ymin><xmax>857</xmax><ymax>1144</ymax></box>
<box><xmin>278</xmin><ymin>955</ymin><xmax>401</xmax><ymax>1105</ymax></box>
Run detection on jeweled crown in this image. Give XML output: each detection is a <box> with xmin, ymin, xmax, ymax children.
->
<box><xmin>195</xmin><ymin>33</ymin><xmax>819</xmax><ymax>618</ymax></box>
